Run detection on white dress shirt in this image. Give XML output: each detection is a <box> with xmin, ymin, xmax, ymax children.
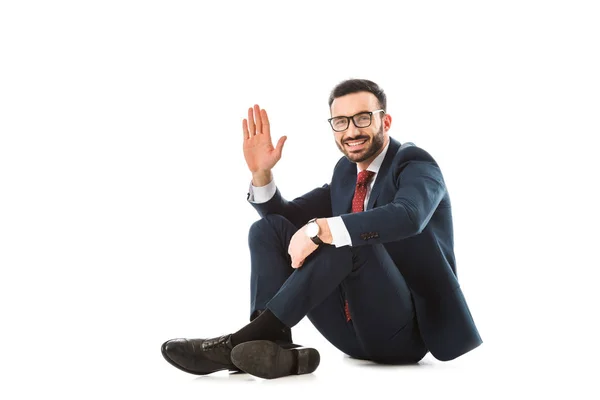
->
<box><xmin>248</xmin><ymin>140</ymin><xmax>390</xmax><ymax>247</ymax></box>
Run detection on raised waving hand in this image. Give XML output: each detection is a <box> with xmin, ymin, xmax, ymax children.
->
<box><xmin>243</xmin><ymin>105</ymin><xmax>287</xmax><ymax>185</ymax></box>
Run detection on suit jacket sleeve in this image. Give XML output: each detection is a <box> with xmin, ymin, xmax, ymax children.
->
<box><xmin>340</xmin><ymin>160</ymin><xmax>446</xmax><ymax>246</ymax></box>
<box><xmin>248</xmin><ymin>184</ymin><xmax>333</xmax><ymax>230</ymax></box>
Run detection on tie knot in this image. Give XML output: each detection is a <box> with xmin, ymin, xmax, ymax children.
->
<box><xmin>356</xmin><ymin>170</ymin><xmax>375</xmax><ymax>187</ymax></box>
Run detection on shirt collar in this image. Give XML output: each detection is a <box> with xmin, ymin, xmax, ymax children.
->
<box><xmin>356</xmin><ymin>139</ymin><xmax>390</xmax><ymax>175</ymax></box>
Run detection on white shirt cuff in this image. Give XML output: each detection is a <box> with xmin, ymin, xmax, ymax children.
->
<box><xmin>327</xmin><ymin>216</ymin><xmax>352</xmax><ymax>247</ymax></box>
<box><xmin>248</xmin><ymin>179</ymin><xmax>277</xmax><ymax>204</ymax></box>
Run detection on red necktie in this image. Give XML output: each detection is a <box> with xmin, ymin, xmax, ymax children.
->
<box><xmin>351</xmin><ymin>170</ymin><xmax>375</xmax><ymax>213</ymax></box>
<box><xmin>345</xmin><ymin>169</ymin><xmax>376</xmax><ymax>321</ymax></box>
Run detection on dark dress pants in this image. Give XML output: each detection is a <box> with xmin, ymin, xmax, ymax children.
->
<box><xmin>249</xmin><ymin>214</ymin><xmax>427</xmax><ymax>364</ymax></box>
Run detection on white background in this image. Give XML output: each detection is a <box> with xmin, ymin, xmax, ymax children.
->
<box><xmin>1</xmin><ymin>1</ymin><xmax>599</xmax><ymax>399</ymax></box>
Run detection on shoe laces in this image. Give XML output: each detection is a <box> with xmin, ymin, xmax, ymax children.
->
<box><xmin>202</xmin><ymin>335</ymin><xmax>232</xmax><ymax>351</ymax></box>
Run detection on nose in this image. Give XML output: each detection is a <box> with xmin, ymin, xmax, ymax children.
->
<box><xmin>344</xmin><ymin>122</ymin><xmax>361</xmax><ymax>139</ymax></box>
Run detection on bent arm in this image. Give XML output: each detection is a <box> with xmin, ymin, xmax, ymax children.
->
<box><xmin>248</xmin><ymin>181</ymin><xmax>332</xmax><ymax>229</ymax></box>
<box><xmin>341</xmin><ymin>161</ymin><xmax>447</xmax><ymax>246</ymax></box>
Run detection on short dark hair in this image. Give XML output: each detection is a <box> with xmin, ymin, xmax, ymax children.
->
<box><xmin>328</xmin><ymin>79</ymin><xmax>386</xmax><ymax>112</ymax></box>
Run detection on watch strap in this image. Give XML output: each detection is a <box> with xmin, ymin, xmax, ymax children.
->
<box><xmin>307</xmin><ymin>218</ymin><xmax>324</xmax><ymax>245</ymax></box>
<box><xmin>310</xmin><ymin>234</ymin><xmax>324</xmax><ymax>246</ymax></box>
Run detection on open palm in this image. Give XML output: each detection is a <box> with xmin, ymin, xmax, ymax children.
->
<box><xmin>243</xmin><ymin>105</ymin><xmax>287</xmax><ymax>173</ymax></box>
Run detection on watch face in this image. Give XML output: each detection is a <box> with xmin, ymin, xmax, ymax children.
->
<box><xmin>305</xmin><ymin>222</ymin><xmax>319</xmax><ymax>237</ymax></box>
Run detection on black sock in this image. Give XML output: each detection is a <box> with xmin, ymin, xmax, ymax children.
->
<box><xmin>231</xmin><ymin>309</ymin><xmax>290</xmax><ymax>346</ymax></box>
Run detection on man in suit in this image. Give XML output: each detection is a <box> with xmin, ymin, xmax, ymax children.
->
<box><xmin>161</xmin><ymin>79</ymin><xmax>482</xmax><ymax>379</ymax></box>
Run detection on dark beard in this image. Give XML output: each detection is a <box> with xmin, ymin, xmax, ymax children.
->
<box><xmin>337</xmin><ymin>124</ymin><xmax>385</xmax><ymax>163</ymax></box>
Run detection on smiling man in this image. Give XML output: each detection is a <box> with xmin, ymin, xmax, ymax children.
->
<box><xmin>161</xmin><ymin>79</ymin><xmax>482</xmax><ymax>379</ymax></box>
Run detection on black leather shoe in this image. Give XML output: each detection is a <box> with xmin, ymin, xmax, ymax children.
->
<box><xmin>161</xmin><ymin>334</ymin><xmax>239</xmax><ymax>375</ymax></box>
<box><xmin>230</xmin><ymin>340</ymin><xmax>320</xmax><ymax>379</ymax></box>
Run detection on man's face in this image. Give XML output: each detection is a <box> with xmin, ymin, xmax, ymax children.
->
<box><xmin>330</xmin><ymin>92</ymin><xmax>389</xmax><ymax>164</ymax></box>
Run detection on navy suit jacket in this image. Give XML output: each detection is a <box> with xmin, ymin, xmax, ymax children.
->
<box><xmin>249</xmin><ymin>137</ymin><xmax>482</xmax><ymax>361</ymax></box>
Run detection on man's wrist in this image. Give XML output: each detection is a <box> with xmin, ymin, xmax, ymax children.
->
<box><xmin>252</xmin><ymin>170</ymin><xmax>273</xmax><ymax>187</ymax></box>
<box><xmin>315</xmin><ymin>218</ymin><xmax>333</xmax><ymax>244</ymax></box>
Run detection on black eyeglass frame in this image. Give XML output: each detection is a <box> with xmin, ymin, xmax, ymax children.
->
<box><xmin>327</xmin><ymin>109</ymin><xmax>385</xmax><ymax>132</ymax></box>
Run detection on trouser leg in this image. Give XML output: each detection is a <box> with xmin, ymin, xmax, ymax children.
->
<box><xmin>250</xmin><ymin>214</ymin><xmax>426</xmax><ymax>363</ymax></box>
<box><xmin>343</xmin><ymin>244</ymin><xmax>427</xmax><ymax>363</ymax></box>
<box><xmin>248</xmin><ymin>214</ymin><xmax>295</xmax><ymax>320</ymax></box>
<box><xmin>306</xmin><ymin>285</ymin><xmax>370</xmax><ymax>360</ymax></box>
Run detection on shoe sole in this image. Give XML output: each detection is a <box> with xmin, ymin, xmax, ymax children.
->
<box><xmin>230</xmin><ymin>340</ymin><xmax>320</xmax><ymax>379</ymax></box>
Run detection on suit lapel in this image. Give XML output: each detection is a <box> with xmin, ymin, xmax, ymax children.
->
<box><xmin>333</xmin><ymin>163</ymin><xmax>357</xmax><ymax>216</ymax></box>
<box><xmin>366</xmin><ymin>138</ymin><xmax>401</xmax><ymax>210</ymax></box>
<box><xmin>332</xmin><ymin>137</ymin><xmax>402</xmax><ymax>215</ymax></box>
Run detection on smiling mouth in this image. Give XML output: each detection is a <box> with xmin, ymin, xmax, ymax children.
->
<box><xmin>345</xmin><ymin>139</ymin><xmax>368</xmax><ymax>149</ymax></box>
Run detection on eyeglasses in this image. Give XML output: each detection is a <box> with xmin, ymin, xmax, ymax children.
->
<box><xmin>328</xmin><ymin>109</ymin><xmax>385</xmax><ymax>132</ymax></box>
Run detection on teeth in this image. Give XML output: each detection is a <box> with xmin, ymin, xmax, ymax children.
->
<box><xmin>347</xmin><ymin>140</ymin><xmax>366</xmax><ymax>147</ymax></box>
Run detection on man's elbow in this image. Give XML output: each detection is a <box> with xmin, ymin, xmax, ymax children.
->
<box><xmin>401</xmin><ymin>206</ymin><xmax>431</xmax><ymax>237</ymax></box>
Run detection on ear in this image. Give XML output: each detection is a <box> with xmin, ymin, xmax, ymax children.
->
<box><xmin>383</xmin><ymin>113</ymin><xmax>392</xmax><ymax>132</ymax></box>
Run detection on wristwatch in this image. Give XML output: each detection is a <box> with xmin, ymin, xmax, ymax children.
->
<box><xmin>305</xmin><ymin>218</ymin><xmax>324</xmax><ymax>245</ymax></box>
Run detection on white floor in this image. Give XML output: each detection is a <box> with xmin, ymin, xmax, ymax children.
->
<box><xmin>152</xmin><ymin>338</ymin><xmax>593</xmax><ymax>400</ymax></box>
<box><xmin>3</xmin><ymin>315</ymin><xmax>595</xmax><ymax>400</ymax></box>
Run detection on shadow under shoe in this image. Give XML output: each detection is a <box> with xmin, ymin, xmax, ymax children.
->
<box><xmin>230</xmin><ymin>340</ymin><xmax>320</xmax><ymax>379</ymax></box>
<box><xmin>161</xmin><ymin>334</ymin><xmax>240</xmax><ymax>375</ymax></box>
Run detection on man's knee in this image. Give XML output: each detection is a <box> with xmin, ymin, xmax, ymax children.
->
<box><xmin>248</xmin><ymin>214</ymin><xmax>292</xmax><ymax>245</ymax></box>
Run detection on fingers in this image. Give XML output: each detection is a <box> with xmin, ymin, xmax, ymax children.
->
<box><xmin>288</xmin><ymin>245</ymin><xmax>300</xmax><ymax>269</ymax></box>
<box><xmin>291</xmin><ymin>257</ymin><xmax>304</xmax><ymax>269</ymax></box>
<box><xmin>247</xmin><ymin>107</ymin><xmax>256</xmax><ymax>136</ymax></box>
<box><xmin>275</xmin><ymin>136</ymin><xmax>287</xmax><ymax>159</ymax></box>
<box><xmin>246</xmin><ymin>105</ymin><xmax>267</xmax><ymax>138</ymax></box>
<box><xmin>289</xmin><ymin>249</ymin><xmax>305</xmax><ymax>269</ymax></box>
<box><xmin>253</xmin><ymin>105</ymin><xmax>262</xmax><ymax>134</ymax></box>
<box><xmin>242</xmin><ymin>119</ymin><xmax>249</xmax><ymax>140</ymax></box>
<box><xmin>261</xmin><ymin>109</ymin><xmax>270</xmax><ymax>138</ymax></box>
